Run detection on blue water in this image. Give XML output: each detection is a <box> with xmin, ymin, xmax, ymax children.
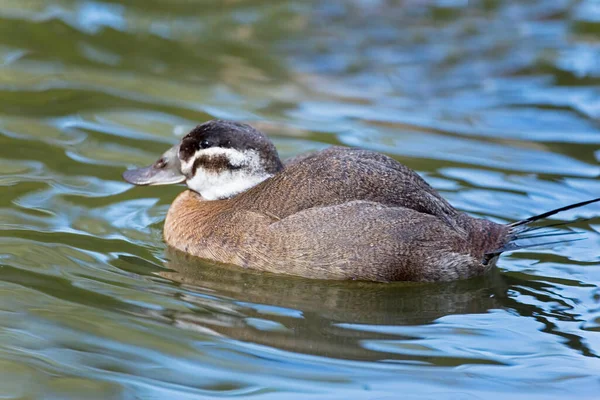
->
<box><xmin>1</xmin><ymin>1</ymin><xmax>600</xmax><ymax>398</ymax></box>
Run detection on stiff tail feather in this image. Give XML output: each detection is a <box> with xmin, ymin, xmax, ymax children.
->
<box><xmin>482</xmin><ymin>197</ymin><xmax>600</xmax><ymax>265</ymax></box>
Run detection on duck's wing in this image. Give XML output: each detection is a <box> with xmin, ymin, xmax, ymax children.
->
<box><xmin>259</xmin><ymin>200</ymin><xmax>483</xmax><ymax>282</ymax></box>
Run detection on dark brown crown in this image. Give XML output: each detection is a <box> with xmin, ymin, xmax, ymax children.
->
<box><xmin>179</xmin><ymin>120</ymin><xmax>284</xmax><ymax>175</ymax></box>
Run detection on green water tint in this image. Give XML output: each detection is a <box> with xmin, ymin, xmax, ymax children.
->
<box><xmin>2</xmin><ymin>0</ymin><xmax>600</xmax><ymax>399</ymax></box>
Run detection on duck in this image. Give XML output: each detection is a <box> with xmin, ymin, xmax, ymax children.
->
<box><xmin>123</xmin><ymin>120</ymin><xmax>600</xmax><ymax>282</ymax></box>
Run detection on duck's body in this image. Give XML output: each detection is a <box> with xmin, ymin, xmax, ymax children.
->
<box><xmin>124</xmin><ymin>120</ymin><xmax>599</xmax><ymax>282</ymax></box>
<box><xmin>164</xmin><ymin>147</ymin><xmax>507</xmax><ymax>281</ymax></box>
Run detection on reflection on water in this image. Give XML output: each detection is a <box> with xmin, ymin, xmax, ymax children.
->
<box><xmin>160</xmin><ymin>248</ymin><xmax>507</xmax><ymax>363</ymax></box>
<box><xmin>1</xmin><ymin>0</ymin><xmax>600</xmax><ymax>399</ymax></box>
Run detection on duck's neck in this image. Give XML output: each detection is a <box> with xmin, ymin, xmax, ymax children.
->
<box><xmin>196</xmin><ymin>171</ymin><xmax>273</xmax><ymax>200</ymax></box>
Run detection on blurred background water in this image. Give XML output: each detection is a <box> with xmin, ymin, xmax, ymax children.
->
<box><xmin>1</xmin><ymin>0</ymin><xmax>600</xmax><ymax>398</ymax></box>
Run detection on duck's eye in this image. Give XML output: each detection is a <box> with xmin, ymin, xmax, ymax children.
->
<box><xmin>155</xmin><ymin>158</ymin><xmax>167</xmax><ymax>169</ymax></box>
<box><xmin>200</xmin><ymin>140</ymin><xmax>212</xmax><ymax>149</ymax></box>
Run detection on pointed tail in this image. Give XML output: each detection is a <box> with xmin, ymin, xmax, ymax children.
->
<box><xmin>509</xmin><ymin>197</ymin><xmax>600</xmax><ymax>228</ymax></box>
<box><xmin>482</xmin><ymin>197</ymin><xmax>600</xmax><ymax>264</ymax></box>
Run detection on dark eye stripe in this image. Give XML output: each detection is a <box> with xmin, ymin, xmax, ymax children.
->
<box><xmin>191</xmin><ymin>154</ymin><xmax>238</xmax><ymax>175</ymax></box>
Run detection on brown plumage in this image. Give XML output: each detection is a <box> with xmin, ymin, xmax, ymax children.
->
<box><xmin>123</xmin><ymin>120</ymin><xmax>600</xmax><ymax>282</ymax></box>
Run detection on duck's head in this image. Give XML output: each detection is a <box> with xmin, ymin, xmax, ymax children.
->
<box><xmin>123</xmin><ymin>120</ymin><xmax>283</xmax><ymax>200</ymax></box>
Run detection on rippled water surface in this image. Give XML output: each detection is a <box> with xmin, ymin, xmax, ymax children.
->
<box><xmin>2</xmin><ymin>0</ymin><xmax>600</xmax><ymax>398</ymax></box>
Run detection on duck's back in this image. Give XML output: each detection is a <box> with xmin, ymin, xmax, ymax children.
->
<box><xmin>233</xmin><ymin>146</ymin><xmax>459</xmax><ymax>225</ymax></box>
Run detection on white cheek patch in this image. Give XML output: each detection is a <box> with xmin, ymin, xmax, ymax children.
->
<box><xmin>187</xmin><ymin>169</ymin><xmax>271</xmax><ymax>200</ymax></box>
<box><xmin>183</xmin><ymin>148</ymin><xmax>272</xmax><ymax>200</ymax></box>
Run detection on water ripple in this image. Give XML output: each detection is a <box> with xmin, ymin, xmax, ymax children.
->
<box><xmin>1</xmin><ymin>0</ymin><xmax>600</xmax><ymax>398</ymax></box>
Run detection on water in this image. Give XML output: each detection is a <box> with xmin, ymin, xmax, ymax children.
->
<box><xmin>1</xmin><ymin>0</ymin><xmax>600</xmax><ymax>398</ymax></box>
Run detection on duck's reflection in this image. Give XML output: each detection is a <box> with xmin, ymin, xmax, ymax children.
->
<box><xmin>158</xmin><ymin>247</ymin><xmax>510</xmax><ymax>362</ymax></box>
